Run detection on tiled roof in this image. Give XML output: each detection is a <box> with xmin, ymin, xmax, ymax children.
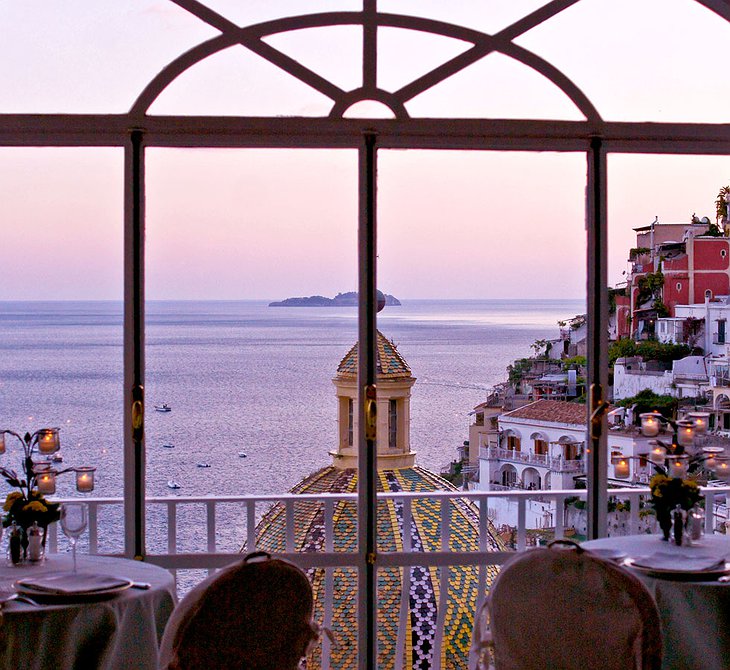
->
<box><xmin>253</xmin><ymin>465</ymin><xmax>503</xmax><ymax>670</ymax></box>
<box><xmin>502</xmin><ymin>399</ymin><xmax>587</xmax><ymax>426</ymax></box>
<box><xmin>336</xmin><ymin>330</ymin><xmax>412</xmax><ymax>379</ymax></box>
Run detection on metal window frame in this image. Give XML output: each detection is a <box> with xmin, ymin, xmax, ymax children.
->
<box><xmin>4</xmin><ymin>3</ymin><xmax>730</xmax><ymax>668</ymax></box>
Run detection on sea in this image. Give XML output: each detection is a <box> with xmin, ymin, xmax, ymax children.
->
<box><xmin>0</xmin><ymin>298</ymin><xmax>584</xmax><ymax>555</ymax></box>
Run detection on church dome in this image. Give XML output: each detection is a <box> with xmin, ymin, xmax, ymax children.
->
<box><xmin>252</xmin><ymin>332</ymin><xmax>502</xmax><ymax>668</ymax></box>
<box><xmin>254</xmin><ymin>465</ymin><xmax>502</xmax><ymax>669</ymax></box>
<box><xmin>336</xmin><ymin>331</ymin><xmax>412</xmax><ymax>379</ymax></box>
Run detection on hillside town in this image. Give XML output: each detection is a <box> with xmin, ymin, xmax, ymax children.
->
<box><xmin>458</xmin><ymin>187</ymin><xmax>730</xmax><ymax>540</ymax></box>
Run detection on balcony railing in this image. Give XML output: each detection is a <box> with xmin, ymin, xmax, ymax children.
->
<box><xmin>51</xmin><ymin>486</ymin><xmax>730</xmax><ymax>668</ymax></box>
<box><xmin>479</xmin><ymin>446</ymin><xmax>583</xmax><ymax>472</ymax></box>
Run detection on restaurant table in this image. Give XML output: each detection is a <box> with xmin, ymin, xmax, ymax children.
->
<box><xmin>0</xmin><ymin>554</ymin><xmax>176</xmax><ymax>670</ymax></box>
<box><xmin>583</xmin><ymin>534</ymin><xmax>730</xmax><ymax>670</ymax></box>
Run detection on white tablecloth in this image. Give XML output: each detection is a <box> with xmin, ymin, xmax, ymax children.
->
<box><xmin>0</xmin><ymin>554</ymin><xmax>175</xmax><ymax>670</ymax></box>
<box><xmin>583</xmin><ymin>534</ymin><xmax>730</xmax><ymax>670</ymax></box>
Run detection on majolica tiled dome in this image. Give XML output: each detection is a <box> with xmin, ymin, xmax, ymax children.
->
<box><xmin>254</xmin><ymin>466</ymin><xmax>502</xmax><ymax>670</ymax></box>
<box><xmin>336</xmin><ymin>331</ymin><xmax>412</xmax><ymax>379</ymax></box>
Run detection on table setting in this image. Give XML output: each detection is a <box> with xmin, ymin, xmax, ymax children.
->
<box><xmin>0</xmin><ymin>426</ymin><xmax>175</xmax><ymax>669</ymax></box>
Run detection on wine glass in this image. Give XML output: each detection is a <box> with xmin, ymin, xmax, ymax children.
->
<box><xmin>60</xmin><ymin>503</ymin><xmax>87</xmax><ymax>573</ymax></box>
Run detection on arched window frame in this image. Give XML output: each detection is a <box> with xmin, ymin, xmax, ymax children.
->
<box><xmin>5</xmin><ymin>3</ymin><xmax>730</xmax><ymax>668</ymax></box>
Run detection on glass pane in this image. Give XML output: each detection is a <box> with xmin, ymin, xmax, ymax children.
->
<box><xmin>0</xmin><ymin>1</ymin><xmax>215</xmax><ymax>113</ymax></box>
<box><xmin>264</xmin><ymin>25</ymin><xmax>363</xmax><ymax>93</ymax></box>
<box><xmin>147</xmin><ymin>45</ymin><xmax>334</xmax><ymax>116</ymax></box>
<box><xmin>379</xmin><ymin>0</ymin><xmax>552</xmax><ymax>35</ymax></box>
<box><xmin>603</xmin><ymin>154</ymin><xmax>730</xmax><ymax>540</ymax></box>
<box><xmin>0</xmin><ymin>147</ymin><xmax>123</xmax><ymax>553</ymax></box>
<box><xmin>194</xmin><ymin>0</ymin><xmax>360</xmax><ymax>27</ymax></box>
<box><xmin>405</xmin><ymin>52</ymin><xmax>586</xmax><ymax>120</ymax></box>
<box><xmin>144</xmin><ymin>148</ymin><xmax>358</xmax><ymax>560</ymax></box>
<box><xmin>377</xmin><ymin>27</ymin><xmax>471</xmax><ymax>93</ymax></box>
<box><xmin>516</xmin><ymin>0</ymin><xmax>730</xmax><ymax>122</ymax></box>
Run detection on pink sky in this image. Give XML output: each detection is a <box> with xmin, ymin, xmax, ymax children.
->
<box><xmin>2</xmin><ymin>1</ymin><xmax>730</xmax><ymax>300</ymax></box>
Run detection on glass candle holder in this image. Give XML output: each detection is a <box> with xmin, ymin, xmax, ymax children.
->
<box><xmin>702</xmin><ymin>447</ymin><xmax>724</xmax><ymax>471</ymax></box>
<box><xmin>640</xmin><ymin>413</ymin><xmax>661</xmax><ymax>437</ymax></box>
<box><xmin>687</xmin><ymin>412</ymin><xmax>710</xmax><ymax>435</ymax></box>
<box><xmin>714</xmin><ymin>457</ymin><xmax>730</xmax><ymax>481</ymax></box>
<box><xmin>667</xmin><ymin>455</ymin><xmax>689</xmax><ymax>479</ymax></box>
<box><xmin>614</xmin><ymin>459</ymin><xmax>630</xmax><ymax>478</ymax></box>
<box><xmin>36</xmin><ymin>469</ymin><xmax>56</xmax><ymax>495</ymax></box>
<box><xmin>37</xmin><ymin>428</ymin><xmax>60</xmax><ymax>454</ymax></box>
<box><xmin>75</xmin><ymin>467</ymin><xmax>96</xmax><ymax>493</ymax></box>
<box><xmin>676</xmin><ymin>420</ymin><xmax>695</xmax><ymax>447</ymax></box>
<box><xmin>648</xmin><ymin>443</ymin><xmax>667</xmax><ymax>466</ymax></box>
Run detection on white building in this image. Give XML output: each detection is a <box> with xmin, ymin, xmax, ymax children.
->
<box><xmin>477</xmin><ymin>399</ymin><xmax>658</xmax><ymax>492</ymax></box>
<box><xmin>613</xmin><ymin>355</ymin><xmax>709</xmax><ymax>401</ymax></box>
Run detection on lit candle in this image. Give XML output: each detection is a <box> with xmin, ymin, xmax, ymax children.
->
<box><xmin>0</xmin><ymin>433</ymin><xmax>5</xmax><ymax>455</ymax></box>
<box><xmin>640</xmin><ymin>413</ymin><xmax>661</xmax><ymax>437</ymax></box>
<box><xmin>36</xmin><ymin>470</ymin><xmax>56</xmax><ymax>495</ymax></box>
<box><xmin>702</xmin><ymin>447</ymin><xmax>724</xmax><ymax>470</ymax></box>
<box><xmin>648</xmin><ymin>443</ymin><xmax>667</xmax><ymax>466</ymax></box>
<box><xmin>75</xmin><ymin>467</ymin><xmax>95</xmax><ymax>493</ymax></box>
<box><xmin>688</xmin><ymin>412</ymin><xmax>710</xmax><ymax>435</ymax></box>
<box><xmin>676</xmin><ymin>420</ymin><xmax>695</xmax><ymax>447</ymax></box>
<box><xmin>37</xmin><ymin>429</ymin><xmax>60</xmax><ymax>454</ymax></box>
<box><xmin>614</xmin><ymin>459</ymin><xmax>630</xmax><ymax>478</ymax></box>
<box><xmin>715</xmin><ymin>457</ymin><xmax>730</xmax><ymax>481</ymax></box>
<box><xmin>667</xmin><ymin>455</ymin><xmax>689</xmax><ymax>479</ymax></box>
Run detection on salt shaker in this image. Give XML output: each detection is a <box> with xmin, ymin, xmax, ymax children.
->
<box><xmin>27</xmin><ymin>521</ymin><xmax>43</xmax><ymax>562</ymax></box>
<box><xmin>687</xmin><ymin>504</ymin><xmax>705</xmax><ymax>545</ymax></box>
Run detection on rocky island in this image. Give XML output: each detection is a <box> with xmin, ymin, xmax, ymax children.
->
<box><xmin>269</xmin><ymin>291</ymin><xmax>401</xmax><ymax>307</ymax></box>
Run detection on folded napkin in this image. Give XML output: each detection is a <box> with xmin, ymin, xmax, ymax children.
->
<box><xmin>17</xmin><ymin>571</ymin><xmax>130</xmax><ymax>595</ymax></box>
<box><xmin>631</xmin><ymin>552</ymin><xmax>726</xmax><ymax>573</ymax></box>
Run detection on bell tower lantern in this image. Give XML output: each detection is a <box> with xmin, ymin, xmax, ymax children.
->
<box><xmin>331</xmin><ymin>331</ymin><xmax>416</xmax><ymax>469</ymax></box>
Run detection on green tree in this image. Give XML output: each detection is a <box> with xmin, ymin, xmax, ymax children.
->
<box><xmin>617</xmin><ymin>389</ymin><xmax>678</xmax><ymax>421</ymax></box>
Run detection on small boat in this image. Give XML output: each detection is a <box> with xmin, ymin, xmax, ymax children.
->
<box><xmin>155</xmin><ymin>404</ymin><xmax>172</xmax><ymax>413</ymax></box>
<box><xmin>238</xmin><ymin>452</ymin><xmax>247</xmax><ymax>458</ymax></box>
<box><xmin>167</xmin><ymin>480</ymin><xmax>181</xmax><ymax>490</ymax></box>
<box><xmin>162</xmin><ymin>444</ymin><xmax>175</xmax><ymax>449</ymax></box>
<box><xmin>51</xmin><ymin>453</ymin><xmax>63</xmax><ymax>463</ymax></box>
<box><xmin>196</xmin><ymin>462</ymin><xmax>211</xmax><ymax>468</ymax></box>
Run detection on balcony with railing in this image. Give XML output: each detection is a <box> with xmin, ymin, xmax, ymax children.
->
<box><xmin>479</xmin><ymin>446</ymin><xmax>583</xmax><ymax>473</ymax></box>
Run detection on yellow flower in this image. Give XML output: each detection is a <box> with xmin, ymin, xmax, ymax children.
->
<box><xmin>22</xmin><ymin>501</ymin><xmax>47</xmax><ymax>514</ymax></box>
<box><xmin>3</xmin><ymin>492</ymin><xmax>23</xmax><ymax>511</ymax></box>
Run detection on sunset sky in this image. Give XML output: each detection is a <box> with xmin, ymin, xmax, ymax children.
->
<box><xmin>2</xmin><ymin>0</ymin><xmax>730</xmax><ymax>300</ymax></box>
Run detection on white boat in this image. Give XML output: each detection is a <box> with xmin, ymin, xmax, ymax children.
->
<box><xmin>196</xmin><ymin>462</ymin><xmax>211</xmax><ymax>468</ymax></box>
<box><xmin>167</xmin><ymin>480</ymin><xmax>181</xmax><ymax>490</ymax></box>
<box><xmin>155</xmin><ymin>404</ymin><xmax>172</xmax><ymax>413</ymax></box>
<box><xmin>51</xmin><ymin>453</ymin><xmax>63</xmax><ymax>463</ymax></box>
<box><xmin>238</xmin><ymin>452</ymin><xmax>247</xmax><ymax>458</ymax></box>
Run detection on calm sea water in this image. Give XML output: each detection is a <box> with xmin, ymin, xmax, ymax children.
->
<box><xmin>0</xmin><ymin>299</ymin><xmax>583</xmax><ymax>553</ymax></box>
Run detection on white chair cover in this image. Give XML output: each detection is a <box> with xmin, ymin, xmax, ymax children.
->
<box><xmin>159</xmin><ymin>552</ymin><xmax>319</xmax><ymax>670</ymax></box>
<box><xmin>470</xmin><ymin>541</ymin><xmax>662</xmax><ymax>670</ymax></box>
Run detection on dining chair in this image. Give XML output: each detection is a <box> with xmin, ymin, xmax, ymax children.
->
<box><xmin>470</xmin><ymin>540</ymin><xmax>662</xmax><ymax>670</ymax></box>
<box><xmin>159</xmin><ymin>551</ymin><xmax>320</xmax><ymax>670</ymax></box>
